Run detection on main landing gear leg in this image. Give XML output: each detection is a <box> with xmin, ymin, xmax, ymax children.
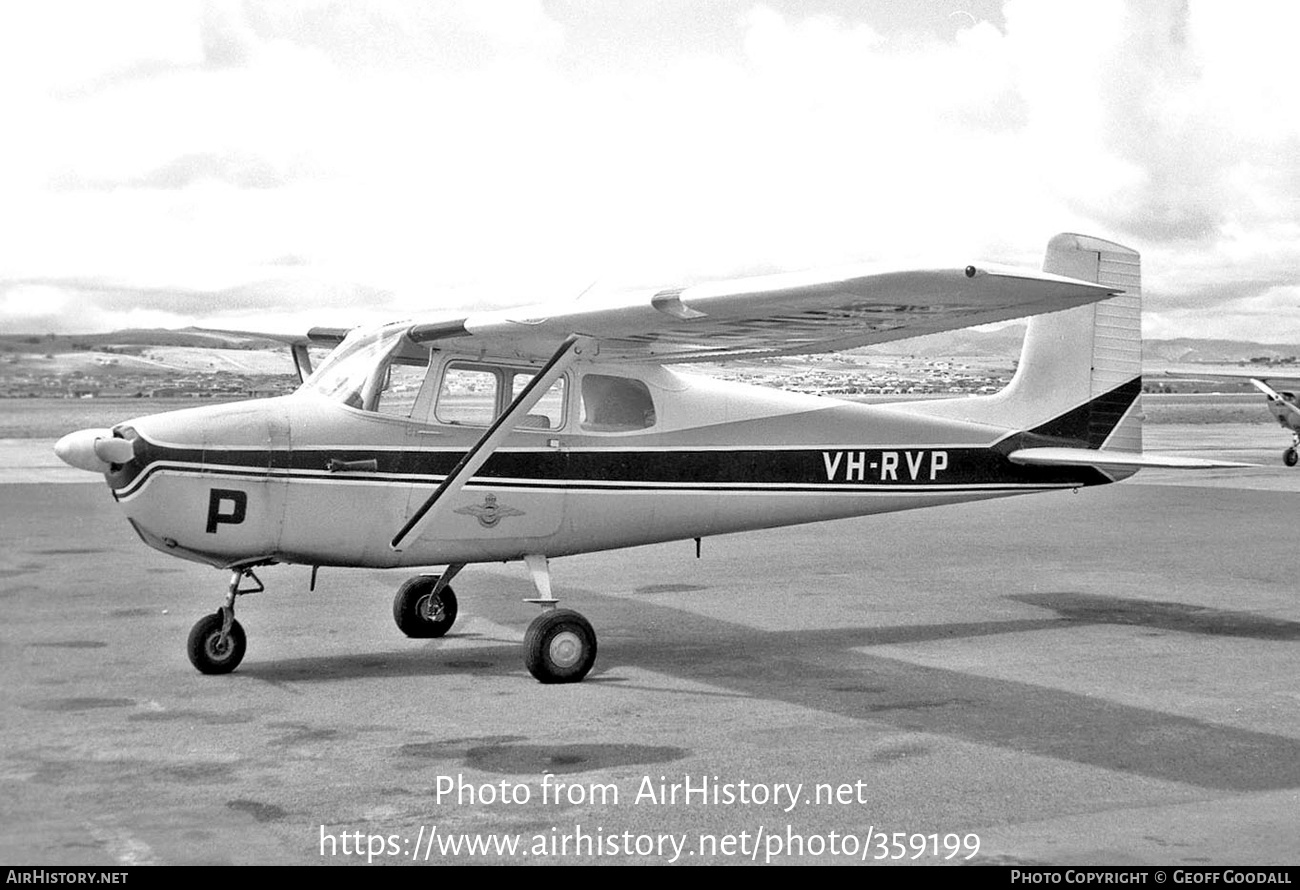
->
<box><xmin>521</xmin><ymin>554</ymin><xmax>597</xmax><ymax>684</ymax></box>
<box><xmin>187</xmin><ymin>568</ymin><xmax>262</xmax><ymax>674</ymax></box>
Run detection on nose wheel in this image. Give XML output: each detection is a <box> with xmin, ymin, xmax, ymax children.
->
<box><xmin>187</xmin><ymin>611</ymin><xmax>246</xmax><ymax>674</ymax></box>
<box><xmin>187</xmin><ymin>568</ymin><xmax>261</xmax><ymax>674</ymax></box>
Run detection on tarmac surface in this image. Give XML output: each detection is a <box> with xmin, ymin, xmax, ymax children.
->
<box><xmin>1</xmin><ymin>424</ymin><xmax>1298</xmax><ymax>865</ymax></box>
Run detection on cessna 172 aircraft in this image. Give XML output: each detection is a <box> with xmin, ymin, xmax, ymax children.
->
<box><xmin>54</xmin><ymin>233</ymin><xmax>1237</xmax><ymax>683</ymax></box>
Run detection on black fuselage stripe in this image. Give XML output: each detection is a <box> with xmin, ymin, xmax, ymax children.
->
<box><xmin>111</xmin><ymin>444</ymin><xmax>1107</xmax><ymax>498</ymax></box>
<box><xmin>116</xmin><ymin>463</ymin><xmax>1067</xmax><ymax>497</ymax></box>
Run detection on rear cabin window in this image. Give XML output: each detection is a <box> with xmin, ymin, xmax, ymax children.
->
<box><xmin>434</xmin><ymin>362</ymin><xmax>567</xmax><ymax>430</ymax></box>
<box><xmin>580</xmin><ymin>374</ymin><xmax>656</xmax><ymax>432</ymax></box>
<box><xmin>510</xmin><ymin>371</ymin><xmax>565</xmax><ymax>430</ymax></box>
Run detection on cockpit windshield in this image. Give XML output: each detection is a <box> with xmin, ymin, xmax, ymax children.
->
<box><xmin>299</xmin><ymin>324</ymin><xmax>413</xmax><ymax>411</ymax></box>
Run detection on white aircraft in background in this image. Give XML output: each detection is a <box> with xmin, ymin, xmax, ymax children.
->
<box><xmin>1160</xmin><ymin>371</ymin><xmax>1300</xmax><ymax>466</ymax></box>
<box><xmin>53</xmin><ymin>233</ymin><xmax>1239</xmax><ymax>683</ymax></box>
<box><xmin>1246</xmin><ymin>378</ymin><xmax>1300</xmax><ymax>466</ymax></box>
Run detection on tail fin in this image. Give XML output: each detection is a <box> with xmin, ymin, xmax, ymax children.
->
<box><xmin>906</xmin><ymin>233</ymin><xmax>1143</xmax><ymax>454</ymax></box>
<box><xmin>995</xmin><ymin>233</ymin><xmax>1142</xmax><ymax>452</ymax></box>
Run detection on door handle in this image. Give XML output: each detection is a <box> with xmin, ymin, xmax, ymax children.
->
<box><xmin>327</xmin><ymin>458</ymin><xmax>379</xmax><ymax>473</ymax></box>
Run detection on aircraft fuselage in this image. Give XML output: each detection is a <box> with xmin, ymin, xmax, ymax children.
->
<box><xmin>102</xmin><ymin>367</ymin><xmax>1111</xmax><ymax>572</ymax></box>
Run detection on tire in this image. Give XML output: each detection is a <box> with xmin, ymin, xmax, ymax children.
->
<box><xmin>187</xmin><ymin>611</ymin><xmax>247</xmax><ymax>674</ymax></box>
<box><xmin>524</xmin><ymin>609</ymin><xmax>597</xmax><ymax>684</ymax></box>
<box><xmin>1285</xmin><ymin>448</ymin><xmax>1297</xmax><ymax>467</ymax></box>
<box><xmin>393</xmin><ymin>576</ymin><xmax>458</xmax><ymax>638</ymax></box>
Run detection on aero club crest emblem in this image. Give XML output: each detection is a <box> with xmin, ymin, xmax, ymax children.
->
<box><xmin>454</xmin><ymin>493</ymin><xmax>525</xmax><ymax>529</ymax></box>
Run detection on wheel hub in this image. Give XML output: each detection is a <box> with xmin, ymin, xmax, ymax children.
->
<box><xmin>548</xmin><ymin>631</ymin><xmax>583</xmax><ymax>668</ymax></box>
<box><xmin>418</xmin><ymin>594</ymin><xmax>445</xmax><ymax>622</ymax></box>
<box><xmin>206</xmin><ymin>634</ymin><xmax>232</xmax><ymax>660</ymax></box>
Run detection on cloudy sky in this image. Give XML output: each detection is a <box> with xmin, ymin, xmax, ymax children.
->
<box><xmin>2</xmin><ymin>0</ymin><xmax>1298</xmax><ymax>341</ymax></box>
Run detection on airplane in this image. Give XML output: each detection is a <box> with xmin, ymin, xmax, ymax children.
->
<box><xmin>1248</xmin><ymin>378</ymin><xmax>1300</xmax><ymax>466</ymax></box>
<box><xmin>52</xmin><ymin>233</ymin><xmax>1242</xmax><ymax>684</ymax></box>
<box><xmin>1159</xmin><ymin>371</ymin><xmax>1300</xmax><ymax>466</ymax></box>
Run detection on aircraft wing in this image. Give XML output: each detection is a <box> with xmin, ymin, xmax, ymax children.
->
<box><xmin>181</xmin><ymin>326</ymin><xmax>323</xmax><ymax>383</ymax></box>
<box><xmin>407</xmin><ymin>263</ymin><xmax>1120</xmax><ymax>363</ymax></box>
<box><xmin>178</xmin><ymin>326</ymin><xmax>314</xmax><ymax>346</ymax></box>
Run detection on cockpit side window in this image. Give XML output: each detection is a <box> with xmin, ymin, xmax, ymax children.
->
<box><xmin>435</xmin><ymin>364</ymin><xmax>500</xmax><ymax>426</ymax></box>
<box><xmin>580</xmin><ymin>374</ymin><xmax>656</xmax><ymax>431</ymax></box>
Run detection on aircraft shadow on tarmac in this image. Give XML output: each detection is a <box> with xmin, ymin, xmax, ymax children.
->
<box><xmin>1011</xmin><ymin>592</ymin><xmax>1300</xmax><ymax>640</ymax></box>
<box><xmin>239</xmin><ymin>583</ymin><xmax>1300</xmax><ymax>795</ymax></box>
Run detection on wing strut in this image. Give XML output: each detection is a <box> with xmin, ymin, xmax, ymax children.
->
<box><xmin>390</xmin><ymin>335</ymin><xmax>584</xmax><ymax>551</ymax></box>
<box><xmin>290</xmin><ymin>344</ymin><xmax>314</xmax><ymax>383</ymax></box>
<box><xmin>1250</xmin><ymin>378</ymin><xmax>1283</xmax><ymax>401</ymax></box>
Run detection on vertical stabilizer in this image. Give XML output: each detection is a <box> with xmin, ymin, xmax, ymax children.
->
<box><xmin>900</xmin><ymin>233</ymin><xmax>1142</xmax><ymax>453</ymax></box>
<box><xmin>999</xmin><ymin>234</ymin><xmax>1142</xmax><ymax>451</ymax></box>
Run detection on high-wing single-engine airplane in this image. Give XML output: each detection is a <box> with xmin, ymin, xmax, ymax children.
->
<box><xmin>54</xmin><ymin>233</ymin><xmax>1240</xmax><ymax>683</ymax></box>
<box><xmin>1160</xmin><ymin>372</ymin><xmax>1300</xmax><ymax>466</ymax></box>
<box><xmin>1244</xmin><ymin>378</ymin><xmax>1300</xmax><ymax>466</ymax></box>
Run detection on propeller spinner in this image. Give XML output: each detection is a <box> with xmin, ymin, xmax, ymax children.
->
<box><xmin>54</xmin><ymin>428</ymin><xmax>136</xmax><ymax>473</ymax></box>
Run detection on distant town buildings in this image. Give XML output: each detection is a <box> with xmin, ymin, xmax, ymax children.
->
<box><xmin>700</xmin><ymin>354</ymin><xmax>1014</xmax><ymax>399</ymax></box>
<box><xmin>0</xmin><ymin>369</ymin><xmax>298</xmax><ymax>400</ymax></box>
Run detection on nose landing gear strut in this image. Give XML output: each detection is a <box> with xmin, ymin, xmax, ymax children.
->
<box><xmin>187</xmin><ymin>567</ymin><xmax>262</xmax><ymax>674</ymax></box>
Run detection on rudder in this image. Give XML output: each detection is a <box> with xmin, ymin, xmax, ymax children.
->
<box><xmin>903</xmin><ymin>233</ymin><xmax>1142</xmax><ymax>453</ymax></box>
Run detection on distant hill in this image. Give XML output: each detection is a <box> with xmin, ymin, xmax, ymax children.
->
<box><xmin>0</xmin><ymin>328</ymin><xmax>298</xmax><ymax>387</ymax></box>
<box><xmin>861</xmin><ymin>324</ymin><xmax>1028</xmax><ymax>358</ymax></box>
<box><xmin>1141</xmin><ymin>339</ymin><xmax>1300</xmax><ymax>364</ymax></box>
<box><xmin>0</xmin><ymin>327</ymin><xmax>285</xmax><ymax>353</ymax></box>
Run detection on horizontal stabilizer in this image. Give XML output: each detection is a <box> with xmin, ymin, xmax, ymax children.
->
<box><xmin>1007</xmin><ymin>447</ymin><xmax>1251</xmax><ymax>471</ymax></box>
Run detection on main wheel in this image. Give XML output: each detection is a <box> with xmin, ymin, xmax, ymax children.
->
<box><xmin>393</xmin><ymin>576</ymin><xmax>458</xmax><ymax>638</ymax></box>
<box><xmin>1284</xmin><ymin>448</ymin><xmax>1297</xmax><ymax>467</ymax></box>
<box><xmin>187</xmin><ymin>611</ymin><xmax>247</xmax><ymax>674</ymax></box>
<box><xmin>524</xmin><ymin>609</ymin><xmax>597</xmax><ymax>684</ymax></box>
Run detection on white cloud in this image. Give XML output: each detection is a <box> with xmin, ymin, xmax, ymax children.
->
<box><xmin>2</xmin><ymin>0</ymin><xmax>1299</xmax><ymax>342</ymax></box>
<box><xmin>3</xmin><ymin>285</ymin><xmax>71</xmax><ymax>318</ymax></box>
<box><xmin>0</xmin><ymin>1</ymin><xmax>203</xmax><ymax>93</ymax></box>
